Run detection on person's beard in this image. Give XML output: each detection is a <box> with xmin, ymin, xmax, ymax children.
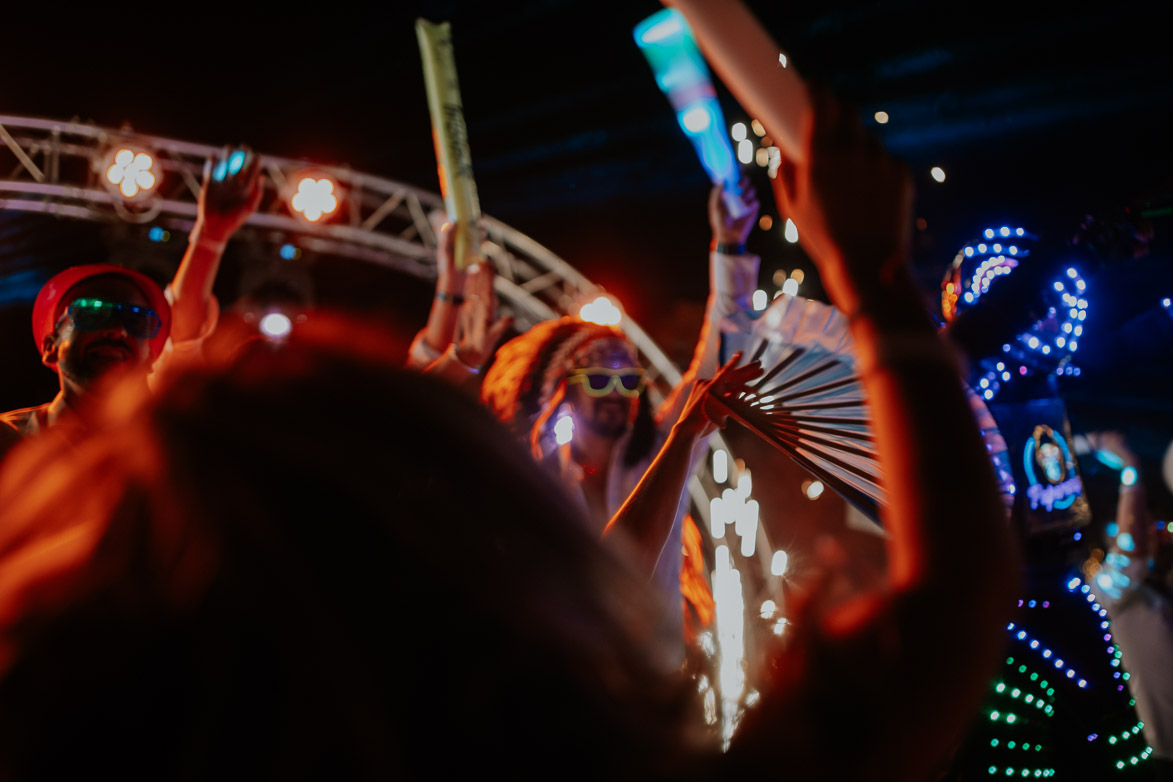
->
<box><xmin>584</xmin><ymin>398</ymin><xmax>631</xmax><ymax>438</ymax></box>
<box><xmin>61</xmin><ymin>337</ymin><xmax>139</xmax><ymax>390</ymax></box>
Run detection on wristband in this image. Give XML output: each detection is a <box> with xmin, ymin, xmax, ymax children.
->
<box><xmin>194</xmin><ymin>233</ymin><xmax>228</xmax><ymax>254</ymax></box>
<box><xmin>436</xmin><ymin>290</ymin><xmax>465</xmax><ymax>305</ymax></box>
<box><xmin>445</xmin><ymin>343</ymin><xmax>480</xmax><ymax>374</ymax></box>
<box><xmin>713</xmin><ymin>241</ymin><xmax>747</xmax><ymax>255</ymax></box>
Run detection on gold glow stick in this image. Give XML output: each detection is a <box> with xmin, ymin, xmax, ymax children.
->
<box><xmin>416</xmin><ymin>18</ymin><xmax>482</xmax><ymax>270</ymax></box>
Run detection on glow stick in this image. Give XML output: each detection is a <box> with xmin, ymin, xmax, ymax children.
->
<box><xmin>634</xmin><ymin>9</ymin><xmax>747</xmax><ymax>217</ymax></box>
<box><xmin>416</xmin><ymin>18</ymin><xmax>482</xmax><ymax>270</ymax></box>
<box><xmin>663</xmin><ymin>0</ymin><xmax>809</xmax><ymax>163</ymax></box>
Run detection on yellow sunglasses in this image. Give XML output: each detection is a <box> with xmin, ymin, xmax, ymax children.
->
<box><xmin>567</xmin><ymin>367</ymin><xmax>646</xmax><ymax>397</ymax></box>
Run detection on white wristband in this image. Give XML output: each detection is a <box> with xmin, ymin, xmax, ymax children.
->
<box><xmin>194</xmin><ymin>233</ymin><xmax>228</xmax><ymax>254</ymax></box>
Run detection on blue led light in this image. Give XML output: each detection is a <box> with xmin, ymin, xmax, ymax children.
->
<box><xmin>228</xmin><ymin>150</ymin><xmax>246</xmax><ymax>175</ymax></box>
<box><xmin>279</xmin><ymin>244</ymin><xmax>299</xmax><ymax>261</ymax></box>
<box><xmin>148</xmin><ymin>226</ymin><xmax>166</xmax><ymax>242</ymax></box>
<box><xmin>1121</xmin><ymin>467</ymin><xmax>1138</xmax><ymax>486</ymax></box>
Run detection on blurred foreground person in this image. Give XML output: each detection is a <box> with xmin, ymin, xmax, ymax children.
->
<box><xmin>0</xmin><ymin>94</ymin><xmax>1017</xmax><ymax>781</ymax></box>
<box><xmin>0</xmin><ymin>146</ymin><xmax>262</xmax><ymax>455</ymax></box>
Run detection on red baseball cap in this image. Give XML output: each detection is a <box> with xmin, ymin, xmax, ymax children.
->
<box><xmin>32</xmin><ymin>264</ymin><xmax>172</xmax><ymax>361</ymax></box>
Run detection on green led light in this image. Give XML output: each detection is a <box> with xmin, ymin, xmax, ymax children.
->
<box><xmin>1130</xmin><ymin>699</ymin><xmax>1136</xmax><ymax>706</ymax></box>
<box><xmin>1130</xmin><ymin>758</ymin><xmax>1138</xmax><ymax>765</ymax></box>
<box><xmin>1007</xmin><ymin>714</ymin><xmax>1017</xmax><ymax>724</ymax></box>
<box><xmin>1025</xmin><ymin>694</ymin><xmax>1034</xmax><ymax>703</ymax></box>
<box><xmin>996</xmin><ymin>683</ymin><xmax>1007</xmax><ymax>693</ymax></box>
<box><xmin>1019</xmin><ymin>665</ymin><xmax>1028</xmax><ymax>673</ymax></box>
<box><xmin>1123</xmin><ymin>673</ymin><xmax>1131</xmax><ymax>680</ymax></box>
<box><xmin>1005</xmin><ymin>769</ymin><xmax>1014</xmax><ymax>776</ymax></box>
<box><xmin>1110</xmin><ymin>737</ymin><xmax>1118</xmax><ymax>744</ymax></box>
<box><xmin>1047</xmin><ymin>688</ymin><xmax>1054</xmax><ymax>696</ymax></box>
<box><xmin>1040</xmin><ymin>680</ymin><xmax>1048</xmax><ymax>689</ymax></box>
<box><xmin>991</xmin><ymin>739</ymin><xmax>1000</xmax><ymax>747</ymax></box>
<box><xmin>1009</xmin><ymin>741</ymin><xmax>1017</xmax><ymax>749</ymax></box>
<box><xmin>1030</xmin><ymin>673</ymin><xmax>1039</xmax><ymax>681</ymax></box>
<box><xmin>1007</xmin><ymin>657</ymin><xmax>1015</xmax><ymax>665</ymax></box>
<box><xmin>991</xmin><ymin>711</ymin><xmax>1001</xmax><ymax>721</ymax></box>
<box><xmin>989</xmin><ymin>766</ymin><xmax>998</xmax><ymax>775</ymax></box>
<box><xmin>1035</xmin><ymin>745</ymin><xmax>1042</xmax><ymax>751</ymax></box>
<box><xmin>1117</xmin><ymin>761</ymin><xmax>1125</xmax><ymax>769</ymax></box>
<box><xmin>1012</xmin><ymin>688</ymin><xmax>1021</xmax><ymax>698</ymax></box>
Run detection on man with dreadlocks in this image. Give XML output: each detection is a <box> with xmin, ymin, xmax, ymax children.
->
<box><xmin>481</xmin><ymin>183</ymin><xmax>761</xmax><ymax>654</ymax></box>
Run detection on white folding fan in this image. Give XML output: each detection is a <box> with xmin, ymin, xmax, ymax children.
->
<box><xmin>716</xmin><ymin>295</ymin><xmax>1016</xmax><ymax>523</ymax></box>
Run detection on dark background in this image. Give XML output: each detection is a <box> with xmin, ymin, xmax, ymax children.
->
<box><xmin>3</xmin><ymin>0</ymin><xmax>1172</xmax><ymax>506</ymax></box>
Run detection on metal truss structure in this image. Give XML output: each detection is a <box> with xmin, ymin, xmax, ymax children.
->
<box><xmin>0</xmin><ymin>115</ymin><xmax>775</xmax><ymax>529</ymax></box>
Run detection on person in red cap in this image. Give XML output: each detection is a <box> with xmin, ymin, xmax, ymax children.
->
<box><xmin>0</xmin><ymin>146</ymin><xmax>262</xmax><ymax>447</ymax></box>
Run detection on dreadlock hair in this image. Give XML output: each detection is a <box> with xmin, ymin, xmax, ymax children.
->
<box><xmin>482</xmin><ymin>316</ymin><xmax>657</xmax><ymax>468</ymax></box>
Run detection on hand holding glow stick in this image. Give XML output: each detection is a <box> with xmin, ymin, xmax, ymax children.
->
<box><xmin>416</xmin><ymin>18</ymin><xmax>482</xmax><ymax>270</ymax></box>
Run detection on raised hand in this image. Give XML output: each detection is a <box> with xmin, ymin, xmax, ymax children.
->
<box><xmin>773</xmin><ymin>90</ymin><xmax>914</xmax><ymax>318</ymax></box>
<box><xmin>709</xmin><ymin>178</ymin><xmax>761</xmax><ymax>247</ymax></box>
<box><xmin>453</xmin><ymin>261</ymin><xmax>513</xmax><ymax>370</ymax></box>
<box><xmin>198</xmin><ymin>145</ymin><xmax>263</xmax><ymax>242</ymax></box>
<box><xmin>677</xmin><ymin>353</ymin><xmax>763</xmax><ymax>438</ymax></box>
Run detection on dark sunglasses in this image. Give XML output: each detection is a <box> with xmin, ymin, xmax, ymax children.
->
<box><xmin>567</xmin><ymin>367</ymin><xmax>646</xmax><ymax>397</ymax></box>
<box><xmin>65</xmin><ymin>298</ymin><xmax>162</xmax><ymax>339</ymax></box>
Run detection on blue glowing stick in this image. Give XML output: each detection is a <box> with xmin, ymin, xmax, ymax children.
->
<box><xmin>634</xmin><ymin>9</ymin><xmax>746</xmax><ymax>215</ymax></box>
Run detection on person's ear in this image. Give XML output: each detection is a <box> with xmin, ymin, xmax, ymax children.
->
<box><xmin>41</xmin><ymin>332</ymin><xmax>60</xmax><ymax>365</ymax></box>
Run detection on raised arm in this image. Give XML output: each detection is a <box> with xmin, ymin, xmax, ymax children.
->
<box><xmin>603</xmin><ymin>356</ymin><xmax>761</xmax><ymax>577</ymax></box>
<box><xmin>169</xmin><ymin>146</ymin><xmax>262</xmax><ymax>344</ymax></box>
<box><xmin>1087</xmin><ymin>431</ymin><xmax>1152</xmax><ymax>570</ymax></box>
<box><xmin>407</xmin><ymin>218</ymin><xmax>468</xmax><ymax>369</ymax></box>
<box><xmin>726</xmin><ymin>92</ymin><xmax>1020</xmax><ymax>780</ymax></box>
<box><xmin>422</xmin><ymin>258</ymin><xmax>513</xmax><ymax>393</ymax></box>
<box><xmin>655</xmin><ymin>182</ymin><xmax>760</xmax><ymax>426</ymax></box>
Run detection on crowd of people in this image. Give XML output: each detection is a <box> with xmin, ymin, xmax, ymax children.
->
<box><xmin>0</xmin><ymin>57</ymin><xmax>1165</xmax><ymax>781</ymax></box>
